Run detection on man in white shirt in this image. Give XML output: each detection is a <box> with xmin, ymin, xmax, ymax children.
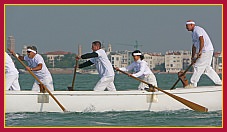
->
<box><xmin>5</xmin><ymin>52</ymin><xmax>21</xmax><ymax>90</ymax></box>
<box><xmin>185</xmin><ymin>20</ymin><xmax>222</xmax><ymax>88</ymax></box>
<box><xmin>76</xmin><ymin>41</ymin><xmax>116</xmax><ymax>91</ymax></box>
<box><xmin>16</xmin><ymin>46</ymin><xmax>54</xmax><ymax>91</ymax></box>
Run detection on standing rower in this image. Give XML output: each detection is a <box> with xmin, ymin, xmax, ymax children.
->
<box><xmin>185</xmin><ymin>20</ymin><xmax>222</xmax><ymax>88</ymax></box>
<box><xmin>76</xmin><ymin>41</ymin><xmax>116</xmax><ymax>91</ymax></box>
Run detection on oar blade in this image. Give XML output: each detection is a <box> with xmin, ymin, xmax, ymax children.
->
<box><xmin>160</xmin><ymin>88</ymin><xmax>208</xmax><ymax>112</ymax></box>
<box><xmin>170</xmin><ymin>57</ymin><xmax>199</xmax><ymax>90</ymax></box>
<box><xmin>115</xmin><ymin>68</ymin><xmax>208</xmax><ymax>112</ymax></box>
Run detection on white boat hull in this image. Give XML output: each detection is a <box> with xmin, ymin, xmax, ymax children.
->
<box><xmin>5</xmin><ymin>86</ymin><xmax>222</xmax><ymax>113</ymax></box>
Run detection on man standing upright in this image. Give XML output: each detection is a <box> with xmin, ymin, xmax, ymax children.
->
<box><xmin>185</xmin><ymin>20</ymin><xmax>222</xmax><ymax>88</ymax></box>
<box><xmin>76</xmin><ymin>41</ymin><xmax>116</xmax><ymax>91</ymax></box>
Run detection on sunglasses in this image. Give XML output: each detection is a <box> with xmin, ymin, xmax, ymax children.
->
<box><xmin>27</xmin><ymin>51</ymin><xmax>31</xmax><ymax>53</ymax></box>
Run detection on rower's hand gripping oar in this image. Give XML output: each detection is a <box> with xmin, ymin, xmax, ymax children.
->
<box><xmin>114</xmin><ymin>67</ymin><xmax>208</xmax><ymax>112</ymax></box>
<box><xmin>170</xmin><ymin>57</ymin><xmax>199</xmax><ymax>90</ymax></box>
<box><xmin>8</xmin><ymin>49</ymin><xmax>67</xmax><ymax>112</ymax></box>
<box><xmin>68</xmin><ymin>58</ymin><xmax>78</xmax><ymax>91</ymax></box>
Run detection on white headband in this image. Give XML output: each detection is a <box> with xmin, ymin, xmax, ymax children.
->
<box><xmin>186</xmin><ymin>21</ymin><xmax>195</xmax><ymax>25</ymax></box>
<box><xmin>133</xmin><ymin>53</ymin><xmax>142</xmax><ymax>56</ymax></box>
<box><xmin>27</xmin><ymin>49</ymin><xmax>37</xmax><ymax>54</ymax></box>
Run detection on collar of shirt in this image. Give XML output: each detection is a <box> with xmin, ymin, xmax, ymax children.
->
<box><xmin>135</xmin><ymin>59</ymin><xmax>142</xmax><ymax>63</ymax></box>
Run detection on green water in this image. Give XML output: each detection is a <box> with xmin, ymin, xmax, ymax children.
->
<box><xmin>19</xmin><ymin>73</ymin><xmax>221</xmax><ymax>91</ymax></box>
<box><xmin>5</xmin><ymin>73</ymin><xmax>222</xmax><ymax>127</ymax></box>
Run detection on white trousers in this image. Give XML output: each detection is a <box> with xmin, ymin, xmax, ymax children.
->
<box><xmin>138</xmin><ymin>73</ymin><xmax>158</xmax><ymax>90</ymax></box>
<box><xmin>6</xmin><ymin>74</ymin><xmax>21</xmax><ymax>91</ymax></box>
<box><xmin>190</xmin><ymin>51</ymin><xmax>222</xmax><ymax>87</ymax></box>
<box><xmin>94</xmin><ymin>76</ymin><xmax>116</xmax><ymax>91</ymax></box>
<box><xmin>32</xmin><ymin>75</ymin><xmax>54</xmax><ymax>92</ymax></box>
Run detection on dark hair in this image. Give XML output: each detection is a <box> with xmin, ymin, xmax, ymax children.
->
<box><xmin>27</xmin><ymin>46</ymin><xmax>37</xmax><ymax>53</ymax></box>
<box><xmin>132</xmin><ymin>50</ymin><xmax>144</xmax><ymax>60</ymax></box>
<box><xmin>92</xmin><ymin>41</ymin><xmax>101</xmax><ymax>48</ymax></box>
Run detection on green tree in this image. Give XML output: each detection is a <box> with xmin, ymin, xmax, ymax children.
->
<box><xmin>153</xmin><ymin>63</ymin><xmax>165</xmax><ymax>72</ymax></box>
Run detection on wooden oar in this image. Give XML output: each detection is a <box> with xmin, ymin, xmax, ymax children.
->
<box><xmin>67</xmin><ymin>59</ymin><xmax>78</xmax><ymax>91</ymax></box>
<box><xmin>115</xmin><ymin>68</ymin><xmax>208</xmax><ymax>112</ymax></box>
<box><xmin>8</xmin><ymin>49</ymin><xmax>67</xmax><ymax>112</ymax></box>
<box><xmin>170</xmin><ymin>57</ymin><xmax>199</xmax><ymax>90</ymax></box>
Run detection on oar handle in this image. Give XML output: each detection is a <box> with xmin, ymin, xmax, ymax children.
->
<box><xmin>115</xmin><ymin>67</ymin><xmax>208</xmax><ymax>112</ymax></box>
<box><xmin>170</xmin><ymin>57</ymin><xmax>199</xmax><ymax>90</ymax></box>
<box><xmin>7</xmin><ymin>49</ymin><xmax>67</xmax><ymax>112</ymax></box>
<box><xmin>116</xmin><ymin>69</ymin><xmax>151</xmax><ymax>86</ymax></box>
<box><xmin>170</xmin><ymin>78</ymin><xmax>181</xmax><ymax>90</ymax></box>
<box><xmin>71</xmin><ymin>59</ymin><xmax>78</xmax><ymax>88</ymax></box>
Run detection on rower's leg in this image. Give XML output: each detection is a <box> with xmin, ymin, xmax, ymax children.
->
<box><xmin>39</xmin><ymin>84</ymin><xmax>46</xmax><ymax>93</ymax></box>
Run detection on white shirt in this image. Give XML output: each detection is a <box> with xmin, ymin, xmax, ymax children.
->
<box><xmin>120</xmin><ymin>59</ymin><xmax>153</xmax><ymax>78</ymax></box>
<box><xmin>5</xmin><ymin>52</ymin><xmax>19</xmax><ymax>75</ymax></box>
<box><xmin>192</xmin><ymin>26</ymin><xmax>214</xmax><ymax>53</ymax></box>
<box><xmin>24</xmin><ymin>54</ymin><xmax>51</xmax><ymax>79</ymax></box>
<box><xmin>90</xmin><ymin>49</ymin><xmax>114</xmax><ymax>78</ymax></box>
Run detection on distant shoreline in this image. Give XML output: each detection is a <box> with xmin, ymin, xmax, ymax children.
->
<box><xmin>18</xmin><ymin>68</ymin><xmax>222</xmax><ymax>75</ymax></box>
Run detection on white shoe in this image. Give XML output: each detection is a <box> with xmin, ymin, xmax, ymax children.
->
<box><xmin>185</xmin><ymin>83</ymin><xmax>196</xmax><ymax>88</ymax></box>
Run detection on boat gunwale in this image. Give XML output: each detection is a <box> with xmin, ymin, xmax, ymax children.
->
<box><xmin>5</xmin><ymin>86</ymin><xmax>222</xmax><ymax>96</ymax></box>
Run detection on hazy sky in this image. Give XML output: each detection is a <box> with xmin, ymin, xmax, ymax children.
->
<box><xmin>5</xmin><ymin>5</ymin><xmax>222</xmax><ymax>54</ymax></box>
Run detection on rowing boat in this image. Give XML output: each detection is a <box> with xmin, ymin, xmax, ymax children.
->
<box><xmin>5</xmin><ymin>86</ymin><xmax>222</xmax><ymax>113</ymax></box>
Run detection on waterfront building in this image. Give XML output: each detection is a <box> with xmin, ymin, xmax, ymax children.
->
<box><xmin>110</xmin><ymin>54</ymin><xmax>122</xmax><ymax>68</ymax></box>
<box><xmin>7</xmin><ymin>36</ymin><xmax>15</xmax><ymax>51</ymax></box>
<box><xmin>45</xmin><ymin>51</ymin><xmax>72</xmax><ymax>68</ymax></box>
<box><xmin>143</xmin><ymin>53</ymin><xmax>165</xmax><ymax>70</ymax></box>
<box><xmin>165</xmin><ymin>50</ymin><xmax>191</xmax><ymax>73</ymax></box>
